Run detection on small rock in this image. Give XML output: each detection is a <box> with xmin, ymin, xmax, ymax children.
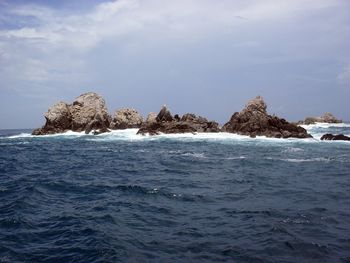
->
<box><xmin>320</xmin><ymin>134</ymin><xmax>350</xmax><ymax>141</ymax></box>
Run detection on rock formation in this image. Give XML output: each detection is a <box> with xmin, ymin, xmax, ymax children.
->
<box><xmin>299</xmin><ymin>113</ymin><xmax>342</xmax><ymax>125</ymax></box>
<box><xmin>320</xmin><ymin>134</ymin><xmax>350</xmax><ymax>141</ymax></box>
<box><xmin>137</xmin><ymin>106</ymin><xmax>220</xmax><ymax>135</ymax></box>
<box><xmin>32</xmin><ymin>92</ymin><xmax>110</xmax><ymax>135</ymax></box>
<box><xmin>145</xmin><ymin>112</ymin><xmax>157</xmax><ymax>124</ymax></box>
<box><xmin>222</xmin><ymin>96</ymin><xmax>312</xmax><ymax>139</ymax></box>
<box><xmin>110</xmin><ymin>108</ymin><xmax>143</xmax><ymax>129</ymax></box>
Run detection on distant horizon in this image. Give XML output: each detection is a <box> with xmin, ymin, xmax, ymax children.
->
<box><xmin>1</xmin><ymin>0</ymin><xmax>349</xmax><ymax>129</ymax></box>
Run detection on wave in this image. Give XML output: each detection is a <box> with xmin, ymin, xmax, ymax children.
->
<box><xmin>2</xmin><ymin>126</ymin><xmax>350</xmax><ymax>144</ymax></box>
<box><xmin>0</xmin><ymin>129</ymin><xmax>322</xmax><ymax>144</ymax></box>
<box><xmin>300</xmin><ymin>122</ymin><xmax>350</xmax><ymax>129</ymax></box>
<box><xmin>4</xmin><ymin>130</ymin><xmax>87</xmax><ymax>139</ymax></box>
<box><xmin>265</xmin><ymin>157</ymin><xmax>331</xmax><ymax>163</ymax></box>
<box><xmin>89</xmin><ymin>130</ymin><xmax>319</xmax><ymax>144</ymax></box>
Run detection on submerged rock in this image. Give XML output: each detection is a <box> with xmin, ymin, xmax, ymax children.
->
<box><xmin>32</xmin><ymin>92</ymin><xmax>110</xmax><ymax>135</ymax></box>
<box><xmin>222</xmin><ymin>96</ymin><xmax>312</xmax><ymax>139</ymax></box>
<box><xmin>137</xmin><ymin>106</ymin><xmax>220</xmax><ymax>135</ymax></box>
<box><xmin>110</xmin><ymin>108</ymin><xmax>143</xmax><ymax>129</ymax></box>
<box><xmin>320</xmin><ymin>134</ymin><xmax>350</xmax><ymax>141</ymax></box>
<box><xmin>300</xmin><ymin>112</ymin><xmax>342</xmax><ymax>125</ymax></box>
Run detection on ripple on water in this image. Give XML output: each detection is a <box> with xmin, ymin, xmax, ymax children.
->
<box><xmin>0</xmin><ymin>127</ymin><xmax>350</xmax><ymax>262</ymax></box>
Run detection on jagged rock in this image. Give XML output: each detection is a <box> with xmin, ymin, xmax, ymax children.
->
<box><xmin>110</xmin><ymin>108</ymin><xmax>143</xmax><ymax>129</ymax></box>
<box><xmin>70</xmin><ymin>92</ymin><xmax>110</xmax><ymax>133</ymax></box>
<box><xmin>156</xmin><ymin>105</ymin><xmax>174</xmax><ymax>122</ymax></box>
<box><xmin>137</xmin><ymin>106</ymin><xmax>220</xmax><ymax>135</ymax></box>
<box><xmin>300</xmin><ymin>112</ymin><xmax>342</xmax><ymax>125</ymax></box>
<box><xmin>222</xmin><ymin>96</ymin><xmax>312</xmax><ymax>139</ymax></box>
<box><xmin>145</xmin><ymin>112</ymin><xmax>157</xmax><ymax>124</ymax></box>
<box><xmin>32</xmin><ymin>92</ymin><xmax>110</xmax><ymax>135</ymax></box>
<box><xmin>320</xmin><ymin>134</ymin><xmax>350</xmax><ymax>141</ymax></box>
<box><xmin>32</xmin><ymin>102</ymin><xmax>72</xmax><ymax>135</ymax></box>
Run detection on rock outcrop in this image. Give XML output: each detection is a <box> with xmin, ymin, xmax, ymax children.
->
<box><xmin>222</xmin><ymin>96</ymin><xmax>312</xmax><ymax>138</ymax></box>
<box><xmin>32</xmin><ymin>92</ymin><xmax>110</xmax><ymax>135</ymax></box>
<box><xmin>137</xmin><ymin>106</ymin><xmax>220</xmax><ymax>135</ymax></box>
<box><xmin>110</xmin><ymin>108</ymin><xmax>143</xmax><ymax>129</ymax></box>
<box><xmin>320</xmin><ymin>134</ymin><xmax>350</xmax><ymax>141</ymax></box>
<box><xmin>32</xmin><ymin>102</ymin><xmax>72</xmax><ymax>135</ymax></box>
<box><xmin>300</xmin><ymin>113</ymin><xmax>342</xmax><ymax>125</ymax></box>
<box><xmin>145</xmin><ymin>112</ymin><xmax>157</xmax><ymax>124</ymax></box>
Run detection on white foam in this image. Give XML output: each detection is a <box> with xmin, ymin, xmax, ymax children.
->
<box><xmin>301</xmin><ymin>122</ymin><xmax>350</xmax><ymax>129</ymax></box>
<box><xmin>137</xmin><ymin>131</ymin><xmax>317</xmax><ymax>144</ymax></box>
<box><xmin>181</xmin><ymin>152</ymin><xmax>206</xmax><ymax>158</ymax></box>
<box><xmin>266</xmin><ymin>157</ymin><xmax>330</xmax><ymax>163</ymax></box>
<box><xmin>281</xmin><ymin>157</ymin><xmax>330</xmax><ymax>163</ymax></box>
<box><xmin>225</xmin><ymin>156</ymin><xmax>246</xmax><ymax>160</ymax></box>
<box><xmin>282</xmin><ymin>147</ymin><xmax>304</xmax><ymax>153</ymax></box>
<box><xmin>6</xmin><ymin>133</ymin><xmax>33</xmax><ymax>139</ymax></box>
<box><xmin>1</xmin><ymin>128</ymin><xmax>318</xmax><ymax>144</ymax></box>
<box><xmin>4</xmin><ymin>130</ymin><xmax>87</xmax><ymax>139</ymax></box>
<box><xmin>2</xmin><ymin>126</ymin><xmax>350</xmax><ymax>144</ymax></box>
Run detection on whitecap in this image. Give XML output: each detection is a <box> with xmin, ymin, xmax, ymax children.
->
<box><xmin>6</xmin><ymin>133</ymin><xmax>33</xmax><ymax>139</ymax></box>
<box><xmin>181</xmin><ymin>152</ymin><xmax>206</xmax><ymax>158</ymax></box>
<box><xmin>300</xmin><ymin>122</ymin><xmax>350</xmax><ymax>129</ymax></box>
<box><xmin>225</xmin><ymin>156</ymin><xmax>246</xmax><ymax>160</ymax></box>
<box><xmin>282</xmin><ymin>147</ymin><xmax>304</xmax><ymax>153</ymax></box>
<box><xmin>4</xmin><ymin>127</ymin><xmax>349</xmax><ymax>145</ymax></box>
<box><xmin>281</xmin><ymin>157</ymin><xmax>330</xmax><ymax>163</ymax></box>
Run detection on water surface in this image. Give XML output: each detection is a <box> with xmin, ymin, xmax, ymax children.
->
<box><xmin>1</xmin><ymin>124</ymin><xmax>350</xmax><ymax>262</ymax></box>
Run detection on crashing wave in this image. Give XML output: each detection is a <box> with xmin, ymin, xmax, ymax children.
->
<box><xmin>2</xmin><ymin>123</ymin><xmax>350</xmax><ymax>144</ymax></box>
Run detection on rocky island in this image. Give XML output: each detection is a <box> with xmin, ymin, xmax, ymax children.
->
<box><xmin>32</xmin><ymin>92</ymin><xmax>110</xmax><ymax>135</ymax></box>
<box><xmin>298</xmin><ymin>112</ymin><xmax>342</xmax><ymax>125</ymax></box>
<box><xmin>222</xmin><ymin>96</ymin><xmax>311</xmax><ymax>138</ymax></box>
<box><xmin>33</xmin><ymin>92</ymin><xmax>314</xmax><ymax>139</ymax></box>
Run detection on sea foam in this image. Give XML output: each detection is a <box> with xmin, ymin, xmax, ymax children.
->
<box><xmin>3</xmin><ymin>123</ymin><xmax>350</xmax><ymax>144</ymax></box>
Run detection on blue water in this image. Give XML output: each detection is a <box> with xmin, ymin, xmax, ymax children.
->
<box><xmin>1</xmin><ymin>125</ymin><xmax>350</xmax><ymax>262</ymax></box>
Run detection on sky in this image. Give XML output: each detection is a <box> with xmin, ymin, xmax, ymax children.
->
<box><xmin>0</xmin><ymin>0</ymin><xmax>349</xmax><ymax>129</ymax></box>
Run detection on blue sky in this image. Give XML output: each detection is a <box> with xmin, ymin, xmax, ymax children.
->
<box><xmin>0</xmin><ymin>0</ymin><xmax>349</xmax><ymax>128</ymax></box>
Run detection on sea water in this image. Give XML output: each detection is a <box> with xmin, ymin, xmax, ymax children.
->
<box><xmin>0</xmin><ymin>124</ymin><xmax>350</xmax><ymax>262</ymax></box>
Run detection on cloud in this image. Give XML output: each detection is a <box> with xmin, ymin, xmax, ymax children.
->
<box><xmin>0</xmin><ymin>0</ymin><xmax>349</xmax><ymax>97</ymax></box>
<box><xmin>1</xmin><ymin>0</ymin><xmax>343</xmax><ymax>51</ymax></box>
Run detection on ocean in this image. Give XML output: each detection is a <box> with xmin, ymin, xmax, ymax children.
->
<box><xmin>0</xmin><ymin>124</ymin><xmax>350</xmax><ymax>262</ymax></box>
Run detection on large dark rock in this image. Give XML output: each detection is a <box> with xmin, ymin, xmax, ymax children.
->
<box><xmin>110</xmin><ymin>108</ymin><xmax>143</xmax><ymax>129</ymax></box>
<box><xmin>156</xmin><ymin>105</ymin><xmax>174</xmax><ymax>122</ymax></box>
<box><xmin>32</xmin><ymin>92</ymin><xmax>110</xmax><ymax>135</ymax></box>
<box><xmin>299</xmin><ymin>112</ymin><xmax>342</xmax><ymax>125</ymax></box>
<box><xmin>137</xmin><ymin>106</ymin><xmax>220</xmax><ymax>135</ymax></box>
<box><xmin>222</xmin><ymin>96</ymin><xmax>312</xmax><ymax>139</ymax></box>
<box><xmin>320</xmin><ymin>134</ymin><xmax>350</xmax><ymax>141</ymax></box>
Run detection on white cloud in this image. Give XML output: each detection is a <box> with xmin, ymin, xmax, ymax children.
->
<box><xmin>1</xmin><ymin>0</ymin><xmax>342</xmax><ymax>52</ymax></box>
<box><xmin>0</xmin><ymin>0</ymin><xmax>349</xmax><ymax>97</ymax></box>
